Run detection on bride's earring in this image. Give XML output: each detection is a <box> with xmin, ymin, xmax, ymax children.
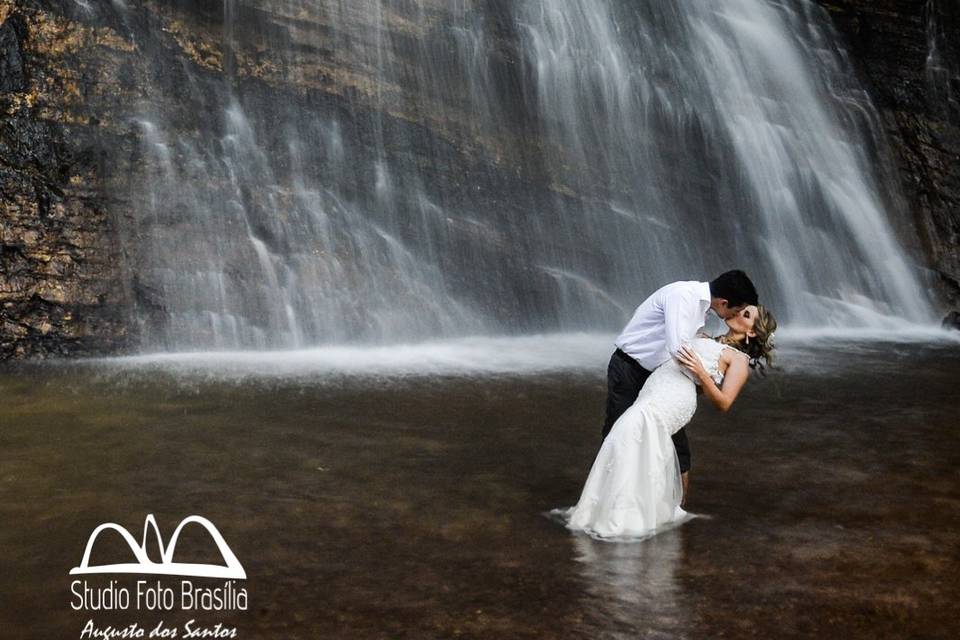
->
<box><xmin>746</xmin><ymin>335</ymin><xmax>750</xmax><ymax>345</ymax></box>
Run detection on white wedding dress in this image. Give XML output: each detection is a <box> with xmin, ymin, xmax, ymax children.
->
<box><xmin>553</xmin><ymin>338</ymin><xmax>737</xmax><ymax>540</ymax></box>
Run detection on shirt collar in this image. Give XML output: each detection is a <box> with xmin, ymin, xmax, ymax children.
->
<box><xmin>698</xmin><ymin>281</ymin><xmax>712</xmax><ymax>305</ymax></box>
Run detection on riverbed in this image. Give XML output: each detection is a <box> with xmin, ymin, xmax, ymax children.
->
<box><xmin>0</xmin><ymin>334</ymin><xmax>957</xmax><ymax>639</ymax></box>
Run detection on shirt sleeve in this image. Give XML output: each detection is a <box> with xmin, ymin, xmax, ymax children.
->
<box><xmin>663</xmin><ymin>289</ymin><xmax>702</xmax><ymax>358</ymax></box>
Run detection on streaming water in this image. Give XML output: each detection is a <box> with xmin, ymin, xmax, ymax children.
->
<box><xmin>519</xmin><ymin>0</ymin><xmax>932</xmax><ymax>325</ymax></box>
<box><xmin>92</xmin><ymin>0</ymin><xmax>936</xmax><ymax>351</ymax></box>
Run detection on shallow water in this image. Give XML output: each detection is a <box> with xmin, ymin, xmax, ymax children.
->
<box><xmin>0</xmin><ymin>335</ymin><xmax>958</xmax><ymax>638</ymax></box>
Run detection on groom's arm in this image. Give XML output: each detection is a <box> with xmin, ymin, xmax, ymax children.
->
<box><xmin>663</xmin><ymin>290</ymin><xmax>702</xmax><ymax>359</ymax></box>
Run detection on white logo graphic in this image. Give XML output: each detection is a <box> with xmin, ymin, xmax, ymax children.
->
<box><xmin>70</xmin><ymin>514</ymin><xmax>246</xmax><ymax>579</ymax></box>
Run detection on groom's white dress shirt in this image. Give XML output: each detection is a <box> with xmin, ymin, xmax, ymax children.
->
<box><xmin>615</xmin><ymin>280</ymin><xmax>712</xmax><ymax>371</ymax></box>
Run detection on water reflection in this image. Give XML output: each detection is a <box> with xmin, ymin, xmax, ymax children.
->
<box><xmin>571</xmin><ymin>529</ymin><xmax>687</xmax><ymax>637</ymax></box>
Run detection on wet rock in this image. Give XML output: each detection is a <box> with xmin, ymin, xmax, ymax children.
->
<box><xmin>0</xmin><ymin>13</ymin><xmax>27</xmax><ymax>93</ymax></box>
<box><xmin>815</xmin><ymin>0</ymin><xmax>960</xmax><ymax>303</ymax></box>
<box><xmin>0</xmin><ymin>5</ymin><xmax>130</xmax><ymax>359</ymax></box>
<box><xmin>942</xmin><ymin>311</ymin><xmax>960</xmax><ymax>331</ymax></box>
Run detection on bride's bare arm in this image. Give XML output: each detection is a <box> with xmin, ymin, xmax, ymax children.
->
<box><xmin>677</xmin><ymin>347</ymin><xmax>749</xmax><ymax>412</ymax></box>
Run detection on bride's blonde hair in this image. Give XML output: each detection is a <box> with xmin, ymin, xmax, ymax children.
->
<box><xmin>727</xmin><ymin>304</ymin><xmax>777</xmax><ymax>373</ymax></box>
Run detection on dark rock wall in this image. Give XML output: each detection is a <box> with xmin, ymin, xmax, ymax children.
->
<box><xmin>0</xmin><ymin>3</ymin><xmax>133</xmax><ymax>358</ymax></box>
<box><xmin>817</xmin><ymin>0</ymin><xmax>960</xmax><ymax>303</ymax></box>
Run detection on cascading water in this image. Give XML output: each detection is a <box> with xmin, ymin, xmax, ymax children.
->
<box><xmin>105</xmin><ymin>0</ymin><xmax>934</xmax><ymax>351</ymax></box>
<box><xmin>519</xmin><ymin>0</ymin><xmax>932</xmax><ymax>327</ymax></box>
<box><xmin>126</xmin><ymin>1</ymin><xmax>491</xmax><ymax>349</ymax></box>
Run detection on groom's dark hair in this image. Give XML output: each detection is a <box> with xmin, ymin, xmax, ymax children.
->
<box><xmin>710</xmin><ymin>270</ymin><xmax>758</xmax><ymax>307</ymax></box>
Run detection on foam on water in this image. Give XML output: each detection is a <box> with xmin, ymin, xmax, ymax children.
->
<box><xmin>90</xmin><ymin>333</ymin><xmax>614</xmax><ymax>378</ymax></box>
<box><xmin>84</xmin><ymin>325</ymin><xmax>959</xmax><ymax>379</ymax></box>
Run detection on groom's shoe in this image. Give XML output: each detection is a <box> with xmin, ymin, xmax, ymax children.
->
<box><xmin>681</xmin><ymin>472</ymin><xmax>690</xmax><ymax>507</ymax></box>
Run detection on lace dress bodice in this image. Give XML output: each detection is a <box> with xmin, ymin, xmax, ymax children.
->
<box><xmin>630</xmin><ymin>337</ymin><xmax>737</xmax><ymax>434</ymax></box>
<box><xmin>681</xmin><ymin>337</ymin><xmax>736</xmax><ymax>386</ymax></box>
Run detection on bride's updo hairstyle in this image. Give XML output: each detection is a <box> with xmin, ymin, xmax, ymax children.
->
<box><xmin>733</xmin><ymin>304</ymin><xmax>777</xmax><ymax>373</ymax></box>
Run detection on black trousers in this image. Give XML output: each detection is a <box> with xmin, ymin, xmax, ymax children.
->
<box><xmin>601</xmin><ymin>349</ymin><xmax>692</xmax><ymax>473</ymax></box>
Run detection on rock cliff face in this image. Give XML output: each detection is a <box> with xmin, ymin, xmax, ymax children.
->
<box><xmin>816</xmin><ymin>0</ymin><xmax>960</xmax><ymax>303</ymax></box>
<box><xmin>1</xmin><ymin>0</ymin><xmax>958</xmax><ymax>358</ymax></box>
<box><xmin>0</xmin><ymin>2</ymin><xmax>134</xmax><ymax>358</ymax></box>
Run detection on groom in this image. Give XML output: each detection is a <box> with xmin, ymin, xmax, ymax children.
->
<box><xmin>602</xmin><ymin>270</ymin><xmax>759</xmax><ymax>504</ymax></box>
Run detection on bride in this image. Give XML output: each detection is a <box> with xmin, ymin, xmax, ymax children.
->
<box><xmin>554</xmin><ymin>304</ymin><xmax>777</xmax><ymax>540</ymax></box>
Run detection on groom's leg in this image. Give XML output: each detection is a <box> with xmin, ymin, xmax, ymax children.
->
<box><xmin>601</xmin><ymin>349</ymin><xmax>651</xmax><ymax>439</ymax></box>
<box><xmin>673</xmin><ymin>428</ymin><xmax>692</xmax><ymax>505</ymax></box>
<box><xmin>672</xmin><ymin>428</ymin><xmax>691</xmax><ymax>473</ymax></box>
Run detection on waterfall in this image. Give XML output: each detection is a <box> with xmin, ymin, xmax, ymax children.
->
<box><xmin>105</xmin><ymin>0</ymin><xmax>933</xmax><ymax>350</ymax></box>
<box><xmin>126</xmin><ymin>1</ymin><xmax>491</xmax><ymax>349</ymax></box>
<box><xmin>519</xmin><ymin>0</ymin><xmax>932</xmax><ymax>327</ymax></box>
